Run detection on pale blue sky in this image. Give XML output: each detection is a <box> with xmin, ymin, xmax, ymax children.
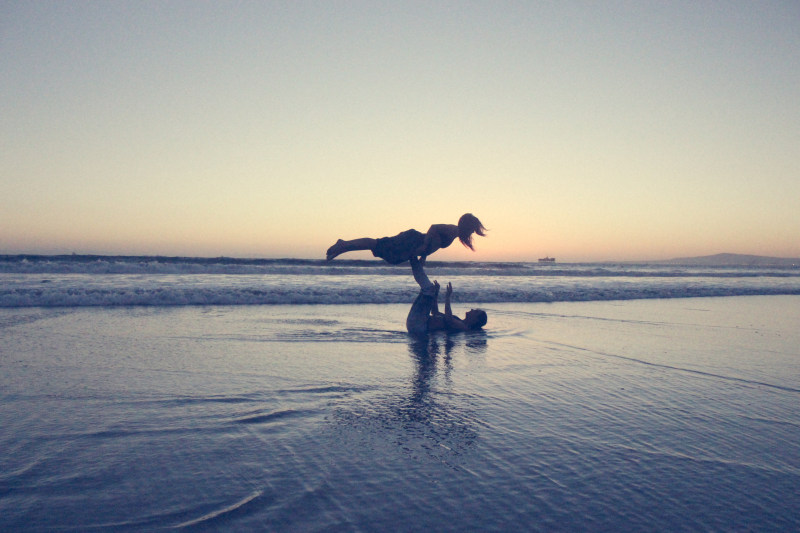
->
<box><xmin>2</xmin><ymin>1</ymin><xmax>798</xmax><ymax>261</ymax></box>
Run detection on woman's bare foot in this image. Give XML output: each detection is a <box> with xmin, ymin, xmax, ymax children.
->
<box><xmin>326</xmin><ymin>239</ymin><xmax>346</xmax><ymax>261</ymax></box>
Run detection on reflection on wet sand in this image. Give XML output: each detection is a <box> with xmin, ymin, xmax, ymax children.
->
<box><xmin>329</xmin><ymin>332</ymin><xmax>488</xmax><ymax>464</ymax></box>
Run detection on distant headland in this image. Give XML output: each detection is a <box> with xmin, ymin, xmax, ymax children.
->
<box><xmin>653</xmin><ymin>253</ymin><xmax>799</xmax><ymax>266</ymax></box>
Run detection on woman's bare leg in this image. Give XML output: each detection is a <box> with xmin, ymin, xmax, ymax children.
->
<box><xmin>326</xmin><ymin>238</ymin><xmax>378</xmax><ymax>260</ymax></box>
<box><xmin>406</xmin><ymin>257</ymin><xmax>436</xmax><ymax>335</ymax></box>
<box><xmin>409</xmin><ymin>256</ymin><xmax>433</xmax><ymax>289</ymax></box>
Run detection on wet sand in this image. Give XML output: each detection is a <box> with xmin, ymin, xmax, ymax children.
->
<box><xmin>1</xmin><ymin>296</ymin><xmax>798</xmax><ymax>531</ymax></box>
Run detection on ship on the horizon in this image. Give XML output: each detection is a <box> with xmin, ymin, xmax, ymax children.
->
<box><xmin>538</xmin><ymin>256</ymin><xmax>556</xmax><ymax>263</ymax></box>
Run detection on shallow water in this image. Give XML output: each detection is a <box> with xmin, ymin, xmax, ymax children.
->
<box><xmin>1</xmin><ymin>296</ymin><xmax>799</xmax><ymax>531</ymax></box>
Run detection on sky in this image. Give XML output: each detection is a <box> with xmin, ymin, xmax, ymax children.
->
<box><xmin>2</xmin><ymin>1</ymin><xmax>799</xmax><ymax>262</ymax></box>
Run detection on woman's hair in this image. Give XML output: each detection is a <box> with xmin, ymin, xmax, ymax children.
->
<box><xmin>457</xmin><ymin>213</ymin><xmax>487</xmax><ymax>250</ymax></box>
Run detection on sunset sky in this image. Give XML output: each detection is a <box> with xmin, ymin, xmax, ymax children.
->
<box><xmin>2</xmin><ymin>1</ymin><xmax>798</xmax><ymax>262</ymax></box>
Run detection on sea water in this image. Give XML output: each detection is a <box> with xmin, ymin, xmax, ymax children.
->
<box><xmin>1</xmin><ymin>255</ymin><xmax>799</xmax><ymax>307</ymax></box>
<box><xmin>1</xmin><ymin>257</ymin><xmax>799</xmax><ymax>531</ymax></box>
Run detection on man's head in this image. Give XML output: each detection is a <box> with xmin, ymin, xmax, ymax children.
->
<box><xmin>463</xmin><ymin>309</ymin><xmax>487</xmax><ymax>330</ymax></box>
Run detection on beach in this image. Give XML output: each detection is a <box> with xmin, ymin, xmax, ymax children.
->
<box><xmin>2</xmin><ymin>295</ymin><xmax>798</xmax><ymax>531</ymax></box>
<box><xmin>5</xmin><ymin>0</ymin><xmax>800</xmax><ymax>528</ymax></box>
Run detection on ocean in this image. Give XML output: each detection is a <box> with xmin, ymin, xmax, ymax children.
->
<box><xmin>1</xmin><ymin>256</ymin><xmax>799</xmax><ymax>530</ymax></box>
<box><xmin>2</xmin><ymin>255</ymin><xmax>799</xmax><ymax>307</ymax></box>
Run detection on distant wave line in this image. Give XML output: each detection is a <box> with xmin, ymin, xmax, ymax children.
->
<box><xmin>2</xmin><ymin>256</ymin><xmax>799</xmax><ymax>278</ymax></box>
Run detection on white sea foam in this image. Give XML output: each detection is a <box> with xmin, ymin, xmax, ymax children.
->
<box><xmin>1</xmin><ymin>256</ymin><xmax>799</xmax><ymax>307</ymax></box>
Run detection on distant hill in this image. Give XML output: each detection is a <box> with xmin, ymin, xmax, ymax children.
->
<box><xmin>656</xmin><ymin>253</ymin><xmax>800</xmax><ymax>266</ymax></box>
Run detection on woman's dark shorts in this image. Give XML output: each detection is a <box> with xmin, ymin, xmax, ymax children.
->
<box><xmin>372</xmin><ymin>229</ymin><xmax>425</xmax><ymax>264</ymax></box>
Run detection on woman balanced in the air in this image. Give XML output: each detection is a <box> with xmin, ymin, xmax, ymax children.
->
<box><xmin>326</xmin><ymin>213</ymin><xmax>487</xmax><ymax>264</ymax></box>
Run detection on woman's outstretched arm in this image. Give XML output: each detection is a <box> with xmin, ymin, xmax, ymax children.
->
<box><xmin>444</xmin><ymin>282</ymin><xmax>453</xmax><ymax>317</ymax></box>
<box><xmin>432</xmin><ymin>281</ymin><xmax>442</xmax><ymax>316</ymax></box>
<box><xmin>443</xmin><ymin>282</ymin><xmax>469</xmax><ymax>331</ymax></box>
